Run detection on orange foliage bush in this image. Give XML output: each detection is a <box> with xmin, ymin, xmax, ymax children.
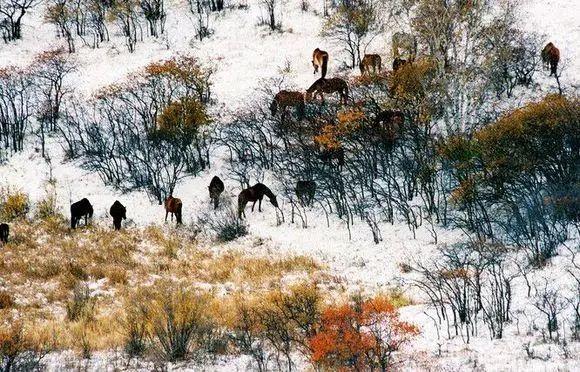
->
<box><xmin>314</xmin><ymin>108</ymin><xmax>365</xmax><ymax>150</ymax></box>
<box><xmin>309</xmin><ymin>296</ymin><xmax>419</xmax><ymax>371</ymax></box>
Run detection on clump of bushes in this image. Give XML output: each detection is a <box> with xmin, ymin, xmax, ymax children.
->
<box><xmin>34</xmin><ymin>191</ymin><xmax>62</xmax><ymax>221</ymax></box>
<box><xmin>121</xmin><ymin>281</ymin><xmax>219</xmax><ymax>362</ymax></box>
<box><xmin>66</xmin><ymin>283</ymin><xmax>96</xmax><ymax>322</ymax></box>
<box><xmin>0</xmin><ymin>290</ymin><xmax>14</xmax><ymax>309</ymax></box>
<box><xmin>197</xmin><ymin>206</ymin><xmax>248</xmax><ymax>242</ymax></box>
<box><xmin>309</xmin><ymin>296</ymin><xmax>419</xmax><ymax>371</ymax></box>
<box><xmin>0</xmin><ymin>188</ymin><xmax>30</xmax><ymax>221</ymax></box>
<box><xmin>0</xmin><ymin>322</ymin><xmax>49</xmax><ymax>371</ymax></box>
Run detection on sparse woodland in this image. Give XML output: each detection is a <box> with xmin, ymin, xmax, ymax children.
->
<box><xmin>0</xmin><ymin>0</ymin><xmax>579</xmax><ymax>370</ymax></box>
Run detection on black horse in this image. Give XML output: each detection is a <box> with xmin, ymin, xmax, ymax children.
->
<box><xmin>238</xmin><ymin>183</ymin><xmax>278</xmax><ymax>218</ymax></box>
<box><xmin>71</xmin><ymin>198</ymin><xmax>93</xmax><ymax>229</ymax></box>
<box><xmin>295</xmin><ymin>181</ymin><xmax>316</xmax><ymax>207</ymax></box>
<box><xmin>0</xmin><ymin>223</ymin><xmax>8</xmax><ymax>244</ymax></box>
<box><xmin>109</xmin><ymin>200</ymin><xmax>127</xmax><ymax>230</ymax></box>
<box><xmin>209</xmin><ymin>176</ymin><xmax>225</xmax><ymax>209</ymax></box>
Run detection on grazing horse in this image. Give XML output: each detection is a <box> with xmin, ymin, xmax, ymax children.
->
<box><xmin>392</xmin><ymin>57</ymin><xmax>409</xmax><ymax>72</ymax></box>
<box><xmin>360</xmin><ymin>54</ymin><xmax>382</xmax><ymax>75</ymax></box>
<box><xmin>312</xmin><ymin>48</ymin><xmax>329</xmax><ymax>78</ymax></box>
<box><xmin>109</xmin><ymin>200</ymin><xmax>127</xmax><ymax>230</ymax></box>
<box><xmin>375</xmin><ymin>110</ymin><xmax>405</xmax><ymax>147</ymax></box>
<box><xmin>305</xmin><ymin>78</ymin><xmax>349</xmax><ymax>105</ymax></box>
<box><xmin>0</xmin><ymin>223</ymin><xmax>8</xmax><ymax>244</ymax></box>
<box><xmin>320</xmin><ymin>147</ymin><xmax>345</xmax><ymax>169</ymax></box>
<box><xmin>541</xmin><ymin>42</ymin><xmax>560</xmax><ymax>76</ymax></box>
<box><xmin>165</xmin><ymin>196</ymin><xmax>183</xmax><ymax>225</ymax></box>
<box><xmin>209</xmin><ymin>176</ymin><xmax>225</xmax><ymax>209</ymax></box>
<box><xmin>238</xmin><ymin>183</ymin><xmax>278</xmax><ymax>219</ymax></box>
<box><xmin>295</xmin><ymin>180</ymin><xmax>316</xmax><ymax>207</ymax></box>
<box><xmin>70</xmin><ymin>198</ymin><xmax>93</xmax><ymax>229</ymax></box>
<box><xmin>392</xmin><ymin>32</ymin><xmax>417</xmax><ymax>61</ymax></box>
<box><xmin>270</xmin><ymin>90</ymin><xmax>305</xmax><ymax>118</ymax></box>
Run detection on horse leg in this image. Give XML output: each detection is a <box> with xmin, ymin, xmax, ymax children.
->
<box><xmin>165</xmin><ymin>210</ymin><xmax>168</xmax><ymax>222</ymax></box>
<box><xmin>251</xmin><ymin>201</ymin><xmax>256</xmax><ymax>212</ymax></box>
<box><xmin>258</xmin><ymin>198</ymin><xmax>263</xmax><ymax>212</ymax></box>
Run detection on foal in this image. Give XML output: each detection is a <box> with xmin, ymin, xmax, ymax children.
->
<box><xmin>165</xmin><ymin>196</ymin><xmax>183</xmax><ymax>225</ymax></box>
<box><xmin>238</xmin><ymin>183</ymin><xmax>278</xmax><ymax>219</ymax></box>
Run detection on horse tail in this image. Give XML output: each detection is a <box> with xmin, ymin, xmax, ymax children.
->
<box><xmin>237</xmin><ymin>192</ymin><xmax>245</xmax><ymax>219</ymax></box>
<box><xmin>321</xmin><ymin>53</ymin><xmax>328</xmax><ymax>78</ymax></box>
<box><xmin>176</xmin><ymin>201</ymin><xmax>183</xmax><ymax>224</ymax></box>
<box><xmin>270</xmin><ymin>98</ymin><xmax>278</xmax><ymax>116</ymax></box>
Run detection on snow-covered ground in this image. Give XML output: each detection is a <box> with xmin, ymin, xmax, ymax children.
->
<box><xmin>1</xmin><ymin>0</ymin><xmax>579</xmax><ymax>370</ymax></box>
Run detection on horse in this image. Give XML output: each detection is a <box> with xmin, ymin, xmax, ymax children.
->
<box><xmin>392</xmin><ymin>32</ymin><xmax>417</xmax><ymax>61</ymax></box>
<box><xmin>392</xmin><ymin>57</ymin><xmax>409</xmax><ymax>72</ymax></box>
<box><xmin>238</xmin><ymin>183</ymin><xmax>278</xmax><ymax>219</ymax></box>
<box><xmin>320</xmin><ymin>146</ymin><xmax>345</xmax><ymax>170</ymax></box>
<box><xmin>109</xmin><ymin>200</ymin><xmax>127</xmax><ymax>230</ymax></box>
<box><xmin>209</xmin><ymin>176</ymin><xmax>225</xmax><ymax>209</ymax></box>
<box><xmin>295</xmin><ymin>180</ymin><xmax>316</xmax><ymax>207</ymax></box>
<box><xmin>375</xmin><ymin>110</ymin><xmax>405</xmax><ymax>147</ymax></box>
<box><xmin>305</xmin><ymin>78</ymin><xmax>349</xmax><ymax>105</ymax></box>
<box><xmin>360</xmin><ymin>54</ymin><xmax>382</xmax><ymax>75</ymax></box>
<box><xmin>541</xmin><ymin>42</ymin><xmax>560</xmax><ymax>76</ymax></box>
<box><xmin>312</xmin><ymin>48</ymin><xmax>329</xmax><ymax>78</ymax></box>
<box><xmin>70</xmin><ymin>198</ymin><xmax>93</xmax><ymax>229</ymax></box>
<box><xmin>165</xmin><ymin>196</ymin><xmax>183</xmax><ymax>225</ymax></box>
<box><xmin>0</xmin><ymin>223</ymin><xmax>8</xmax><ymax>244</ymax></box>
<box><xmin>270</xmin><ymin>90</ymin><xmax>305</xmax><ymax>119</ymax></box>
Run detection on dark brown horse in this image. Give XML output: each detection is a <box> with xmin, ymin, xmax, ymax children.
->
<box><xmin>109</xmin><ymin>200</ymin><xmax>127</xmax><ymax>230</ymax></box>
<box><xmin>392</xmin><ymin>57</ymin><xmax>409</xmax><ymax>72</ymax></box>
<box><xmin>238</xmin><ymin>183</ymin><xmax>278</xmax><ymax>218</ymax></box>
<box><xmin>0</xmin><ymin>223</ymin><xmax>8</xmax><ymax>244</ymax></box>
<box><xmin>375</xmin><ymin>110</ymin><xmax>404</xmax><ymax>144</ymax></box>
<box><xmin>209</xmin><ymin>176</ymin><xmax>225</xmax><ymax>209</ymax></box>
<box><xmin>165</xmin><ymin>196</ymin><xmax>183</xmax><ymax>225</ymax></box>
<box><xmin>305</xmin><ymin>78</ymin><xmax>349</xmax><ymax>104</ymax></box>
<box><xmin>70</xmin><ymin>198</ymin><xmax>93</xmax><ymax>229</ymax></box>
<box><xmin>270</xmin><ymin>90</ymin><xmax>305</xmax><ymax>118</ymax></box>
<box><xmin>541</xmin><ymin>42</ymin><xmax>560</xmax><ymax>76</ymax></box>
<box><xmin>295</xmin><ymin>180</ymin><xmax>316</xmax><ymax>207</ymax></box>
<box><xmin>319</xmin><ymin>146</ymin><xmax>345</xmax><ymax>169</ymax></box>
<box><xmin>312</xmin><ymin>48</ymin><xmax>329</xmax><ymax>78</ymax></box>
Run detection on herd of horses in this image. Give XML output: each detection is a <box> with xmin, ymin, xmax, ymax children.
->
<box><xmin>272</xmin><ymin>35</ymin><xmax>561</xmax><ymax>119</ymax></box>
<box><xmin>0</xmin><ymin>40</ymin><xmax>562</xmax><ymax>243</ymax></box>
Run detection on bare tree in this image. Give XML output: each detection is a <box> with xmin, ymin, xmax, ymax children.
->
<box><xmin>0</xmin><ymin>0</ymin><xmax>38</xmax><ymax>40</ymax></box>
<box><xmin>33</xmin><ymin>49</ymin><xmax>76</xmax><ymax>157</ymax></box>
<box><xmin>0</xmin><ymin>66</ymin><xmax>36</xmax><ymax>159</ymax></box>
<box><xmin>322</xmin><ymin>0</ymin><xmax>384</xmax><ymax>68</ymax></box>
<box><xmin>141</xmin><ymin>0</ymin><xmax>166</xmax><ymax>37</ymax></box>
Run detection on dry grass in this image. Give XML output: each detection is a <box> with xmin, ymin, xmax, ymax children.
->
<box><xmin>0</xmin><ymin>200</ymin><xmax>336</xmax><ymax>358</ymax></box>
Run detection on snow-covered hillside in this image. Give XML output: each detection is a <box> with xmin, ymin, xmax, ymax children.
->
<box><xmin>0</xmin><ymin>0</ymin><xmax>579</xmax><ymax>370</ymax></box>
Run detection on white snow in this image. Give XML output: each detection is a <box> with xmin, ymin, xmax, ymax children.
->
<box><xmin>1</xmin><ymin>0</ymin><xmax>579</xmax><ymax>370</ymax></box>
